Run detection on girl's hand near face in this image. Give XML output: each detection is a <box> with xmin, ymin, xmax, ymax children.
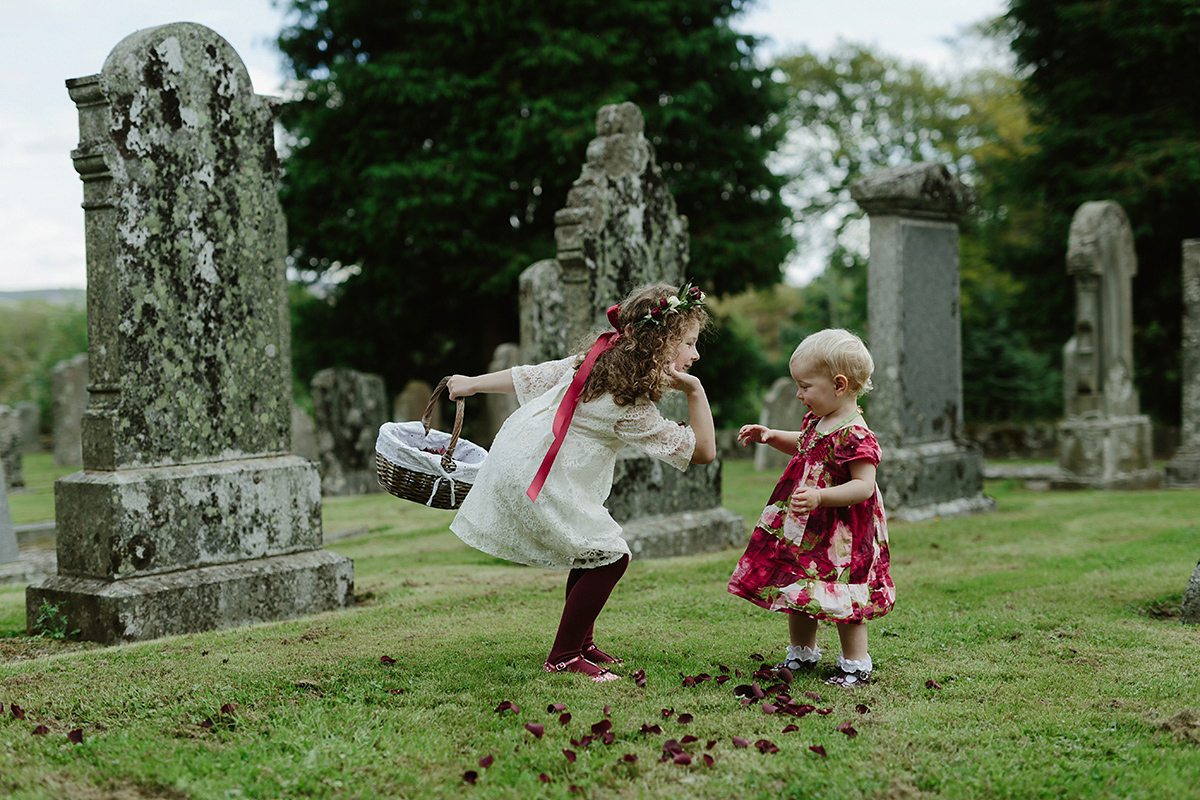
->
<box><xmin>663</xmin><ymin>363</ymin><xmax>702</xmax><ymax>394</ymax></box>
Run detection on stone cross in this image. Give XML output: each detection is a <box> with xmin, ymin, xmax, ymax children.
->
<box><xmin>850</xmin><ymin>163</ymin><xmax>994</xmax><ymax>521</ymax></box>
<box><xmin>26</xmin><ymin>23</ymin><xmax>353</xmax><ymax>643</ymax></box>
<box><xmin>518</xmin><ymin>103</ymin><xmax>743</xmax><ymax>558</ymax></box>
<box><xmin>1165</xmin><ymin>239</ymin><xmax>1200</xmax><ymax>487</ymax></box>
<box><xmin>1055</xmin><ymin>201</ymin><xmax>1157</xmax><ymax>488</ymax></box>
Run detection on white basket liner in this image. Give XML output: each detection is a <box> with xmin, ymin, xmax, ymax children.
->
<box><xmin>375</xmin><ymin>422</ymin><xmax>487</xmax><ymax>507</ymax></box>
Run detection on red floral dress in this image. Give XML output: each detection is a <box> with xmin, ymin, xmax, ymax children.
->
<box><xmin>728</xmin><ymin>412</ymin><xmax>895</xmax><ymax>622</ymax></box>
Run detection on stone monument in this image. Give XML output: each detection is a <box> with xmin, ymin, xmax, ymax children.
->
<box><xmin>0</xmin><ymin>461</ymin><xmax>18</xmax><ymax>566</ymax></box>
<box><xmin>1165</xmin><ymin>240</ymin><xmax>1200</xmax><ymax>488</ymax></box>
<box><xmin>51</xmin><ymin>353</ymin><xmax>88</xmax><ymax>466</ymax></box>
<box><xmin>311</xmin><ymin>367</ymin><xmax>388</xmax><ymax>496</ymax></box>
<box><xmin>1183</xmin><ymin>560</ymin><xmax>1200</xmax><ymax>625</ymax></box>
<box><xmin>517</xmin><ymin>102</ymin><xmax>744</xmax><ymax>558</ymax></box>
<box><xmin>0</xmin><ymin>407</ymin><xmax>22</xmax><ymax>489</ymax></box>
<box><xmin>850</xmin><ymin>163</ymin><xmax>995</xmax><ymax>521</ymax></box>
<box><xmin>16</xmin><ymin>402</ymin><xmax>40</xmax><ymax>454</ymax></box>
<box><xmin>483</xmin><ymin>344</ymin><xmax>521</xmax><ymax>447</ymax></box>
<box><xmin>27</xmin><ymin>23</ymin><xmax>353</xmax><ymax>643</ymax></box>
<box><xmin>754</xmin><ymin>377</ymin><xmax>806</xmax><ymax>473</ymax></box>
<box><xmin>1055</xmin><ymin>201</ymin><xmax>1158</xmax><ymax>489</ymax></box>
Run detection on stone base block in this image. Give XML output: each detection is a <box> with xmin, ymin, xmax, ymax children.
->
<box><xmin>1056</xmin><ymin>414</ymin><xmax>1157</xmax><ymax>488</ymax></box>
<box><xmin>26</xmin><ymin>549</ymin><xmax>353</xmax><ymax>644</ymax></box>
<box><xmin>1164</xmin><ymin>449</ymin><xmax>1200</xmax><ymax>489</ymax></box>
<box><xmin>608</xmin><ymin>449</ymin><xmax>723</xmax><ymax>523</ymax></box>
<box><xmin>623</xmin><ymin>507</ymin><xmax>745</xmax><ymax>561</ymax></box>
<box><xmin>877</xmin><ymin>439</ymin><xmax>995</xmax><ymax>522</ymax></box>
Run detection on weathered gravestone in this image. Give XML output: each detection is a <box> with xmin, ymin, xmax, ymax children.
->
<box><xmin>291</xmin><ymin>403</ymin><xmax>320</xmax><ymax>464</ymax></box>
<box><xmin>1165</xmin><ymin>239</ymin><xmax>1200</xmax><ymax>488</ymax></box>
<box><xmin>754</xmin><ymin>377</ymin><xmax>806</xmax><ymax>473</ymax></box>
<box><xmin>17</xmin><ymin>402</ymin><xmax>40</xmax><ymax>454</ymax></box>
<box><xmin>393</xmin><ymin>379</ymin><xmax>439</xmax><ymax>430</ymax></box>
<box><xmin>0</xmin><ymin>461</ymin><xmax>18</xmax><ymax>566</ymax></box>
<box><xmin>26</xmin><ymin>23</ymin><xmax>353</xmax><ymax>643</ymax></box>
<box><xmin>0</xmin><ymin>407</ymin><xmax>22</xmax><ymax>489</ymax></box>
<box><xmin>51</xmin><ymin>353</ymin><xmax>88</xmax><ymax>466</ymax></box>
<box><xmin>311</xmin><ymin>367</ymin><xmax>388</xmax><ymax>496</ymax></box>
<box><xmin>1055</xmin><ymin>201</ymin><xmax>1158</xmax><ymax>489</ymax></box>
<box><xmin>516</xmin><ymin>102</ymin><xmax>744</xmax><ymax>559</ymax></box>
<box><xmin>483</xmin><ymin>344</ymin><xmax>520</xmax><ymax>447</ymax></box>
<box><xmin>850</xmin><ymin>163</ymin><xmax>995</xmax><ymax>521</ymax></box>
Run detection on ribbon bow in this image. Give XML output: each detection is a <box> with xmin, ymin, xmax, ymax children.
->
<box><xmin>526</xmin><ymin>304</ymin><xmax>622</xmax><ymax>502</ymax></box>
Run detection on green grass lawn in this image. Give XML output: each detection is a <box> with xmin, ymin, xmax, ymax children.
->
<box><xmin>1</xmin><ymin>462</ymin><xmax>1198</xmax><ymax>799</ymax></box>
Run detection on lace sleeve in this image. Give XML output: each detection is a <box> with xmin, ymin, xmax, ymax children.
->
<box><xmin>512</xmin><ymin>357</ymin><xmax>576</xmax><ymax>404</ymax></box>
<box><xmin>613</xmin><ymin>401</ymin><xmax>695</xmax><ymax>472</ymax></box>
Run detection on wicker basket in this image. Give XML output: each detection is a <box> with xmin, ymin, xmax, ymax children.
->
<box><xmin>375</xmin><ymin>377</ymin><xmax>487</xmax><ymax>509</ymax></box>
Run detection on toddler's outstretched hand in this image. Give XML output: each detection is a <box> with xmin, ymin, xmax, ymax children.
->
<box><xmin>737</xmin><ymin>424</ymin><xmax>768</xmax><ymax>447</ymax></box>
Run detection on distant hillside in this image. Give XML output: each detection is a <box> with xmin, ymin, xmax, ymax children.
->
<box><xmin>0</xmin><ymin>289</ymin><xmax>86</xmax><ymax>308</ymax></box>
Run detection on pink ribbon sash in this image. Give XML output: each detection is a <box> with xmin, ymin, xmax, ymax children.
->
<box><xmin>526</xmin><ymin>304</ymin><xmax>622</xmax><ymax>502</ymax></box>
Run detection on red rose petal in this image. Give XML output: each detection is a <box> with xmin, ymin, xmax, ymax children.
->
<box><xmin>380</xmin><ymin>655</ymin><xmax>396</xmax><ymax>665</ymax></box>
<box><xmin>538</xmin><ymin>773</ymin><xmax>552</xmax><ymax>783</ymax></box>
<box><xmin>31</xmin><ymin>725</ymin><xmax>49</xmax><ymax>736</ymax></box>
<box><xmin>563</xmin><ymin>749</ymin><xmax>577</xmax><ymax>763</ymax></box>
<box><xmin>680</xmin><ymin>734</ymin><xmax>699</xmax><ymax>744</ymax></box>
<box><xmin>495</xmin><ymin>701</ymin><xmax>518</xmax><ymax>714</ymax></box>
<box><xmin>639</xmin><ymin>723</ymin><xmax>662</xmax><ymax>735</ymax></box>
<box><xmin>559</xmin><ymin>712</ymin><xmax>572</xmax><ymax>725</ymax></box>
<box><xmin>837</xmin><ymin>721</ymin><xmax>859</xmax><ymax>738</ymax></box>
<box><xmin>67</xmin><ymin>729</ymin><xmax>84</xmax><ymax>744</ymax></box>
<box><xmin>673</xmin><ymin>752</ymin><xmax>692</xmax><ymax>765</ymax></box>
<box><xmin>200</xmin><ymin>718</ymin><xmax>214</xmax><ymax>729</ymax></box>
<box><xmin>601</xmin><ymin>732</ymin><xmax>615</xmax><ymax>745</ymax></box>
<box><xmin>856</xmin><ymin>703</ymin><xmax>870</xmax><ymax>714</ymax></box>
<box><xmin>762</xmin><ymin>703</ymin><xmax>779</xmax><ymax>715</ymax></box>
<box><xmin>524</xmin><ymin>722</ymin><xmax>545</xmax><ymax>739</ymax></box>
<box><xmin>11</xmin><ymin>704</ymin><xmax>26</xmax><ymax>720</ymax></box>
<box><xmin>622</xmin><ymin>753</ymin><xmax>638</xmax><ymax>763</ymax></box>
<box><xmin>702</xmin><ymin>753</ymin><xmax>715</xmax><ymax>767</ymax></box>
<box><xmin>782</xmin><ymin>724</ymin><xmax>799</xmax><ymax>733</ymax></box>
<box><xmin>809</xmin><ymin>745</ymin><xmax>827</xmax><ymax>757</ymax></box>
<box><xmin>548</xmin><ymin>702</ymin><xmax>567</xmax><ymax>713</ymax></box>
<box><xmin>755</xmin><ymin>738</ymin><xmax>780</xmax><ymax>754</ymax></box>
<box><xmin>591</xmin><ymin>719</ymin><xmax>612</xmax><ymax>735</ymax></box>
<box><xmin>463</xmin><ymin>771</ymin><xmax>478</xmax><ymax>784</ymax></box>
<box><xmin>603</xmin><ymin>705</ymin><xmax>612</xmax><ymax>716</ymax></box>
<box><xmin>776</xmin><ymin>668</ymin><xmax>794</xmax><ymax>684</ymax></box>
<box><xmin>732</xmin><ymin>736</ymin><xmax>750</xmax><ymax>748</ymax></box>
<box><xmin>661</xmin><ymin>707</ymin><xmax>674</xmax><ymax>718</ymax></box>
<box><xmin>220</xmin><ymin>703</ymin><xmax>236</xmax><ymax>715</ymax></box>
<box><xmin>750</xmin><ymin>652</ymin><xmax>765</xmax><ymax>661</ymax></box>
<box><xmin>677</xmin><ymin>713</ymin><xmax>694</xmax><ymax>724</ymax></box>
<box><xmin>926</xmin><ymin>679</ymin><xmax>943</xmax><ymax>690</ymax></box>
<box><xmin>479</xmin><ymin>754</ymin><xmax>494</xmax><ymax>769</ymax></box>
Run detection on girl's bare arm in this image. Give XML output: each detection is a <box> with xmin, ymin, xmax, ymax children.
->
<box><xmin>447</xmin><ymin>370</ymin><xmax>515</xmax><ymax>399</ymax></box>
<box><xmin>736</xmin><ymin>424</ymin><xmax>802</xmax><ymax>455</ymax></box>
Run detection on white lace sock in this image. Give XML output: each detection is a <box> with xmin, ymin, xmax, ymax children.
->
<box><xmin>835</xmin><ymin>654</ymin><xmax>873</xmax><ymax>674</ymax></box>
<box><xmin>787</xmin><ymin>644</ymin><xmax>822</xmax><ymax>664</ymax></box>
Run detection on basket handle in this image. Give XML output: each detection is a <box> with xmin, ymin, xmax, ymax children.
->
<box><xmin>424</xmin><ymin>376</ymin><xmax>464</xmax><ymax>473</ymax></box>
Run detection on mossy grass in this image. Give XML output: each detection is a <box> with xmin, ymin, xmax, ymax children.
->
<box><xmin>1</xmin><ymin>463</ymin><xmax>1198</xmax><ymax>798</ymax></box>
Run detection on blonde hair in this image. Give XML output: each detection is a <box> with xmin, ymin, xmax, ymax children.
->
<box><xmin>790</xmin><ymin>328</ymin><xmax>875</xmax><ymax>397</ymax></box>
<box><xmin>577</xmin><ymin>282</ymin><xmax>709</xmax><ymax>406</ymax></box>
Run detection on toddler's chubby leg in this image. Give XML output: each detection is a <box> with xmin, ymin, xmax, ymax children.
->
<box><xmin>775</xmin><ymin>613</ymin><xmax>821</xmax><ymax>671</ymax></box>
<box><xmin>827</xmin><ymin>621</ymin><xmax>872</xmax><ymax>687</ymax></box>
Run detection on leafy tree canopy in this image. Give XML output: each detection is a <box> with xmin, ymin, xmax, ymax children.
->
<box><xmin>276</xmin><ymin>0</ymin><xmax>792</xmax><ymax>396</ymax></box>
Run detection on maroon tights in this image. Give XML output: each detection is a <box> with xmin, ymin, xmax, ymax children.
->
<box><xmin>545</xmin><ymin>555</ymin><xmax>629</xmax><ymax>665</ymax></box>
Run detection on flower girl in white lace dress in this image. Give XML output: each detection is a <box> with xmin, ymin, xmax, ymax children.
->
<box><xmin>447</xmin><ymin>282</ymin><xmax>716</xmax><ymax>682</ymax></box>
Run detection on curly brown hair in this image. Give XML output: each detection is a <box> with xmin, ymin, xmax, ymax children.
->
<box><xmin>575</xmin><ymin>282</ymin><xmax>710</xmax><ymax>406</ymax></box>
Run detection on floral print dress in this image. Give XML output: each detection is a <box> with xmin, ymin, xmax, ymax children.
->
<box><xmin>728</xmin><ymin>412</ymin><xmax>895</xmax><ymax>622</ymax></box>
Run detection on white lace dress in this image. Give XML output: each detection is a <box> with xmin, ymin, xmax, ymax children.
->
<box><xmin>449</xmin><ymin>357</ymin><xmax>697</xmax><ymax>569</ymax></box>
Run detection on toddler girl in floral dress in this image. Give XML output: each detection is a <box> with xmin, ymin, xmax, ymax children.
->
<box><xmin>728</xmin><ymin>329</ymin><xmax>894</xmax><ymax>687</ymax></box>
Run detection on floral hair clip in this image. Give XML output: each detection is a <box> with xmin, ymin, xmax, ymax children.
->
<box><xmin>636</xmin><ymin>280</ymin><xmax>707</xmax><ymax>326</ymax></box>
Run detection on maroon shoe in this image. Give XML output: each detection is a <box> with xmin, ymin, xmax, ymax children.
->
<box><xmin>543</xmin><ymin>655</ymin><xmax>620</xmax><ymax>683</ymax></box>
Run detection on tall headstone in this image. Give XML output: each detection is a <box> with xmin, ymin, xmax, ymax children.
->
<box><xmin>519</xmin><ymin>103</ymin><xmax>744</xmax><ymax>559</ymax></box>
<box><xmin>754</xmin><ymin>377</ymin><xmax>806</xmax><ymax>473</ymax></box>
<box><xmin>311</xmin><ymin>367</ymin><xmax>388</xmax><ymax>496</ymax></box>
<box><xmin>291</xmin><ymin>403</ymin><xmax>320</xmax><ymax>464</ymax></box>
<box><xmin>484</xmin><ymin>344</ymin><xmax>521</xmax><ymax>447</ymax></box>
<box><xmin>0</xmin><ymin>461</ymin><xmax>18</xmax><ymax>566</ymax></box>
<box><xmin>393</xmin><ymin>379</ymin><xmax>439</xmax><ymax>430</ymax></box>
<box><xmin>0</xmin><ymin>407</ymin><xmax>22</xmax><ymax>489</ymax></box>
<box><xmin>1055</xmin><ymin>201</ymin><xmax>1158</xmax><ymax>489</ymax></box>
<box><xmin>27</xmin><ymin>23</ymin><xmax>353</xmax><ymax>644</ymax></box>
<box><xmin>1165</xmin><ymin>240</ymin><xmax>1200</xmax><ymax>487</ymax></box>
<box><xmin>16</xmin><ymin>402</ymin><xmax>40</xmax><ymax>454</ymax></box>
<box><xmin>51</xmin><ymin>353</ymin><xmax>88</xmax><ymax>466</ymax></box>
<box><xmin>851</xmin><ymin>163</ymin><xmax>995</xmax><ymax>521</ymax></box>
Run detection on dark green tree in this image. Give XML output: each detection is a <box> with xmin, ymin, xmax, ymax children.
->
<box><xmin>276</xmin><ymin>0</ymin><xmax>791</xmax><ymax>398</ymax></box>
<box><xmin>999</xmin><ymin>0</ymin><xmax>1200</xmax><ymax>423</ymax></box>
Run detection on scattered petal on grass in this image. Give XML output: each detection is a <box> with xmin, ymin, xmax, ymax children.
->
<box><xmin>537</xmin><ymin>773</ymin><xmax>552</xmax><ymax>783</ymax></box>
<box><xmin>706</xmin><ymin>740</ymin><xmax>717</xmax><ymax>750</ymax></box>
<box><xmin>732</xmin><ymin>736</ymin><xmax>750</xmax><ymax>748</ymax></box>
<box><xmin>632</xmin><ymin>670</ymin><xmax>647</xmax><ymax>687</ymax></box>
<box><xmin>199</xmin><ymin>718</ymin><xmax>214</xmax><ymax>730</ymax></box>
<box><xmin>926</xmin><ymin>679</ymin><xmax>943</xmax><ymax>690</ymax></box>
<box><xmin>547</xmin><ymin>703</ymin><xmax>567</xmax><ymax>713</ymax></box>
<box><xmin>673</xmin><ymin>752</ymin><xmax>692</xmax><ymax>765</ymax></box>
<box><xmin>563</xmin><ymin>749</ymin><xmax>577</xmax><ymax>763</ymax></box>
<box><xmin>389</xmin><ymin>689</ymin><xmax>405</xmax><ymax>695</ymax></box>
<box><xmin>805</xmin><ymin>691</ymin><xmax>821</xmax><ymax>702</ymax></box>
<box><xmin>680</xmin><ymin>734</ymin><xmax>699</xmax><ymax>744</ymax></box>
<box><xmin>702</xmin><ymin>753</ymin><xmax>715</xmax><ymax>767</ymax></box>
<box><xmin>837</xmin><ymin>721</ymin><xmax>859</xmax><ymax>738</ymax></box>
<box><xmin>816</xmin><ymin>708</ymin><xmax>833</xmax><ymax>716</ymax></box>
<box><xmin>479</xmin><ymin>754</ymin><xmax>494</xmax><ymax>769</ymax></box>
<box><xmin>219</xmin><ymin>703</ymin><xmax>236</xmax><ymax>715</ymax></box>
<box><xmin>559</xmin><ymin>713</ymin><xmax>572</xmax><ymax>725</ymax></box>
<box><xmin>11</xmin><ymin>704</ymin><xmax>26</xmax><ymax>720</ymax></box>
<box><xmin>622</xmin><ymin>753</ymin><xmax>638</xmax><ymax>763</ymax></box>
<box><xmin>856</xmin><ymin>704</ymin><xmax>870</xmax><ymax>714</ymax></box>
<box><xmin>67</xmin><ymin>729</ymin><xmax>84</xmax><ymax>744</ymax></box>
<box><xmin>463</xmin><ymin>771</ymin><xmax>478</xmax><ymax>784</ymax></box>
<box><xmin>755</xmin><ymin>738</ymin><xmax>780</xmax><ymax>754</ymax></box>
<box><xmin>776</xmin><ymin>668</ymin><xmax>794</xmax><ymax>684</ymax></box>
<box><xmin>782</xmin><ymin>724</ymin><xmax>799</xmax><ymax>733</ymax></box>
<box><xmin>809</xmin><ymin>745</ymin><xmax>827</xmax><ymax>757</ymax></box>
<box><xmin>750</xmin><ymin>653</ymin><xmax>765</xmax><ymax>662</ymax></box>
<box><xmin>639</xmin><ymin>723</ymin><xmax>662</xmax><ymax>735</ymax></box>
<box><xmin>761</xmin><ymin>704</ymin><xmax>779</xmax><ymax>715</ymax></box>
<box><xmin>569</xmin><ymin>785</ymin><xmax>583</xmax><ymax>794</ymax></box>
<box><xmin>718</xmin><ymin>663</ymin><xmax>730</xmax><ymax>674</ymax></box>
<box><xmin>661</xmin><ymin>708</ymin><xmax>674</xmax><ymax>718</ymax></box>
<box><xmin>380</xmin><ymin>655</ymin><xmax>396</xmax><ymax>665</ymax></box>
<box><xmin>495</xmin><ymin>701</ymin><xmax>518</xmax><ymax>714</ymax></box>
<box><xmin>524</xmin><ymin>723</ymin><xmax>545</xmax><ymax>739</ymax></box>
<box><xmin>682</xmin><ymin>676</ymin><xmax>696</xmax><ymax>687</ymax></box>
<box><xmin>603</xmin><ymin>705</ymin><xmax>612</xmax><ymax>716</ymax></box>
<box><xmin>591</xmin><ymin>719</ymin><xmax>613</xmax><ymax>735</ymax></box>
<box><xmin>602</xmin><ymin>732</ymin><xmax>616</xmax><ymax>745</ymax></box>
<box><xmin>31</xmin><ymin>725</ymin><xmax>49</xmax><ymax>736</ymax></box>
<box><xmin>715</xmin><ymin>675</ymin><xmax>731</xmax><ymax>685</ymax></box>
<box><xmin>677</xmin><ymin>713</ymin><xmax>694</xmax><ymax>725</ymax></box>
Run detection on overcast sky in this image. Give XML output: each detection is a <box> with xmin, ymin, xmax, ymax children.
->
<box><xmin>0</xmin><ymin>0</ymin><xmax>1006</xmax><ymax>292</ymax></box>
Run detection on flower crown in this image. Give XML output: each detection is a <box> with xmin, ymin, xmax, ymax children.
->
<box><xmin>635</xmin><ymin>281</ymin><xmax>707</xmax><ymax>326</ymax></box>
